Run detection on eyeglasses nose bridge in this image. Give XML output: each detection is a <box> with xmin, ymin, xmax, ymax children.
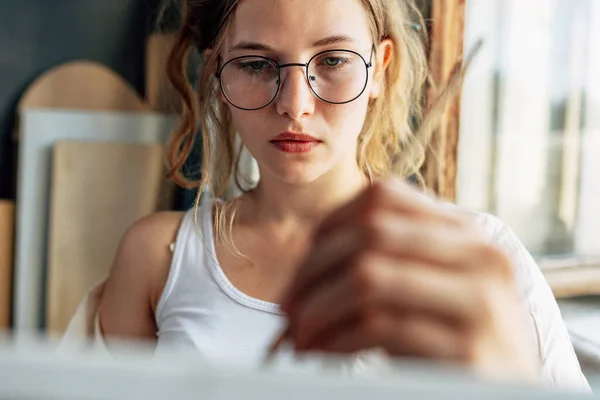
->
<box><xmin>276</xmin><ymin>62</ymin><xmax>314</xmax><ymax>86</ymax></box>
<box><xmin>277</xmin><ymin>62</ymin><xmax>308</xmax><ymax>71</ymax></box>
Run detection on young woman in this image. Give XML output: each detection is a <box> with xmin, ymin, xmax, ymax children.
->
<box><xmin>97</xmin><ymin>0</ymin><xmax>590</xmax><ymax>391</ymax></box>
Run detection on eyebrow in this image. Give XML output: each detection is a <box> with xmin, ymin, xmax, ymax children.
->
<box><xmin>312</xmin><ymin>34</ymin><xmax>356</xmax><ymax>47</ymax></box>
<box><xmin>228</xmin><ymin>35</ymin><xmax>356</xmax><ymax>53</ymax></box>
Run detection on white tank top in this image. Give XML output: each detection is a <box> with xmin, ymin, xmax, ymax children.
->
<box><xmin>154</xmin><ymin>201</ymin><xmax>292</xmax><ymax>368</ymax></box>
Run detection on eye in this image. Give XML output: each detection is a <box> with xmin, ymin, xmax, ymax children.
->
<box><xmin>323</xmin><ymin>57</ymin><xmax>342</xmax><ymax>67</ymax></box>
<box><xmin>251</xmin><ymin>61</ymin><xmax>267</xmax><ymax>70</ymax></box>
<box><xmin>233</xmin><ymin>58</ymin><xmax>272</xmax><ymax>72</ymax></box>
<box><xmin>244</xmin><ymin>60</ymin><xmax>268</xmax><ymax>70</ymax></box>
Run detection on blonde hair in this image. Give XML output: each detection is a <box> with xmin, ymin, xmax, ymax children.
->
<box><xmin>165</xmin><ymin>0</ymin><xmax>429</xmax><ymax>255</ymax></box>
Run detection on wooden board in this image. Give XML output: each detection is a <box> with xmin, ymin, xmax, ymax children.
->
<box><xmin>146</xmin><ymin>33</ymin><xmax>181</xmax><ymax>113</ymax></box>
<box><xmin>13</xmin><ymin>109</ymin><xmax>175</xmax><ymax>332</ymax></box>
<box><xmin>10</xmin><ymin>55</ymin><xmax>171</xmax><ymax>333</ymax></box>
<box><xmin>46</xmin><ymin>141</ymin><xmax>165</xmax><ymax>334</ymax></box>
<box><xmin>544</xmin><ymin>266</ymin><xmax>600</xmax><ymax>299</ymax></box>
<box><xmin>15</xmin><ymin>58</ymin><xmax>176</xmax><ymax>210</ymax></box>
<box><xmin>0</xmin><ymin>200</ymin><xmax>15</xmax><ymax>329</ymax></box>
<box><xmin>17</xmin><ymin>61</ymin><xmax>148</xmax><ymax>113</ymax></box>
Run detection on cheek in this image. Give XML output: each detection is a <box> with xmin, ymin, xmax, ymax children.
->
<box><xmin>323</xmin><ymin>96</ymin><xmax>371</xmax><ymax>142</ymax></box>
<box><xmin>229</xmin><ymin>108</ymin><xmax>269</xmax><ymax>145</ymax></box>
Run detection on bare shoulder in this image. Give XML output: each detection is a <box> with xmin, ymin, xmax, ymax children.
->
<box><xmin>118</xmin><ymin>211</ymin><xmax>185</xmax><ymax>260</ymax></box>
<box><xmin>117</xmin><ymin>210</ymin><xmax>186</xmax><ymax>292</ymax></box>
<box><xmin>98</xmin><ymin>211</ymin><xmax>185</xmax><ymax>341</ymax></box>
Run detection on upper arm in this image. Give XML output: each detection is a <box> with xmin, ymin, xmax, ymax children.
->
<box><xmin>98</xmin><ymin>212</ymin><xmax>184</xmax><ymax>345</ymax></box>
<box><xmin>489</xmin><ymin>216</ymin><xmax>591</xmax><ymax>392</ymax></box>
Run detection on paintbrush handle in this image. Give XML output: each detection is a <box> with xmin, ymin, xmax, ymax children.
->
<box><xmin>263</xmin><ymin>326</ymin><xmax>291</xmax><ymax>365</ymax></box>
<box><xmin>393</xmin><ymin>39</ymin><xmax>484</xmax><ymax>176</ymax></box>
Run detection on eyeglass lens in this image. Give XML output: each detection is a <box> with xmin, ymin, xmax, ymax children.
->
<box><xmin>219</xmin><ymin>50</ymin><xmax>369</xmax><ymax>110</ymax></box>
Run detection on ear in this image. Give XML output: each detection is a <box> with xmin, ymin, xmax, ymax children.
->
<box><xmin>369</xmin><ymin>39</ymin><xmax>394</xmax><ymax>99</ymax></box>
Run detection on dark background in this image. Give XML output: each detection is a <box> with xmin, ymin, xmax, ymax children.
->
<box><xmin>0</xmin><ymin>0</ymin><xmax>165</xmax><ymax>200</ymax></box>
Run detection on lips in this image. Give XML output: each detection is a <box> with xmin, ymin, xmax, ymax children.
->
<box><xmin>270</xmin><ymin>132</ymin><xmax>322</xmax><ymax>154</ymax></box>
<box><xmin>271</xmin><ymin>132</ymin><xmax>320</xmax><ymax>142</ymax></box>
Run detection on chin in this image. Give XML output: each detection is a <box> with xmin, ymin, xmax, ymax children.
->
<box><xmin>264</xmin><ymin>163</ymin><xmax>329</xmax><ymax>186</ymax></box>
<box><xmin>276</xmin><ymin>171</ymin><xmax>325</xmax><ymax>186</ymax></box>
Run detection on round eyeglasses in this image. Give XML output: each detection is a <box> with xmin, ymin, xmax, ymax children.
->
<box><xmin>215</xmin><ymin>47</ymin><xmax>375</xmax><ymax>111</ymax></box>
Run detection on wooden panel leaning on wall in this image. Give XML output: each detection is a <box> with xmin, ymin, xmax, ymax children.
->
<box><xmin>0</xmin><ymin>200</ymin><xmax>15</xmax><ymax>329</ymax></box>
<box><xmin>12</xmin><ymin>60</ymin><xmax>173</xmax><ymax>332</ymax></box>
<box><xmin>46</xmin><ymin>142</ymin><xmax>165</xmax><ymax>334</ymax></box>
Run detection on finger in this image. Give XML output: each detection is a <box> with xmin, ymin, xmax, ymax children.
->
<box><xmin>284</xmin><ymin>208</ymin><xmax>468</xmax><ymax>312</ymax></box>
<box><xmin>286</xmin><ymin>211</ymin><xmax>511</xmax><ymax>315</ymax></box>
<box><xmin>285</xmin><ymin>184</ymin><xmax>475</xmax><ymax>311</ymax></box>
<box><xmin>381</xmin><ymin>176</ymin><xmax>462</xmax><ymax>223</ymax></box>
<box><xmin>396</xmin><ymin>221</ymin><xmax>512</xmax><ymax>279</ymax></box>
<box><xmin>289</xmin><ymin>254</ymin><xmax>365</xmax><ymax>349</ymax></box>
<box><xmin>353</xmin><ymin>212</ymin><xmax>512</xmax><ymax>279</ymax></box>
<box><xmin>315</xmin><ymin>311</ymin><xmax>465</xmax><ymax>361</ymax></box>
<box><xmin>291</xmin><ymin>254</ymin><xmax>480</xmax><ymax>349</ymax></box>
<box><xmin>316</xmin><ymin>178</ymin><xmax>463</xmax><ymax>240</ymax></box>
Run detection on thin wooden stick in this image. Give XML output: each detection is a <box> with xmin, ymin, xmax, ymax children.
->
<box><xmin>263</xmin><ymin>326</ymin><xmax>290</xmax><ymax>364</ymax></box>
<box><xmin>421</xmin><ymin>0</ymin><xmax>467</xmax><ymax>200</ymax></box>
<box><xmin>409</xmin><ymin>38</ymin><xmax>484</xmax><ymax>170</ymax></box>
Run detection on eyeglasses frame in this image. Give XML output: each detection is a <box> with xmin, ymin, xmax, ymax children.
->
<box><xmin>215</xmin><ymin>45</ymin><xmax>376</xmax><ymax>111</ymax></box>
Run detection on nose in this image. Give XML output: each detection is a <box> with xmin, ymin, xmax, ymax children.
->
<box><xmin>275</xmin><ymin>66</ymin><xmax>315</xmax><ymax>120</ymax></box>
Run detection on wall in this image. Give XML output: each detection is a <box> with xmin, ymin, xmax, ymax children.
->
<box><xmin>0</xmin><ymin>0</ymin><xmax>157</xmax><ymax>200</ymax></box>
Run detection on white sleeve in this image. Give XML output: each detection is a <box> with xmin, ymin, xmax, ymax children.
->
<box><xmin>486</xmin><ymin>215</ymin><xmax>591</xmax><ymax>392</ymax></box>
<box><xmin>56</xmin><ymin>277</ymin><xmax>110</xmax><ymax>356</ymax></box>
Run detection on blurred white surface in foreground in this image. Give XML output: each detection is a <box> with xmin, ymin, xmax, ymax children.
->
<box><xmin>0</xmin><ymin>335</ymin><xmax>595</xmax><ymax>400</ymax></box>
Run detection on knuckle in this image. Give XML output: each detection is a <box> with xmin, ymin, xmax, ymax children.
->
<box><xmin>397</xmin><ymin>268</ymin><xmax>419</xmax><ymax>296</ymax></box>
<box><xmin>359</xmin><ymin>208</ymin><xmax>387</xmax><ymax>247</ymax></box>
<box><xmin>476</xmin><ymin>242</ymin><xmax>500</xmax><ymax>262</ymax></box>
<box><xmin>351</xmin><ymin>253</ymin><xmax>381</xmax><ymax>297</ymax></box>
<box><xmin>475</xmin><ymin>242</ymin><xmax>514</xmax><ymax>280</ymax></box>
<box><xmin>457</xmin><ymin>213</ymin><xmax>480</xmax><ymax>231</ymax></box>
<box><xmin>472</xmin><ymin>281</ymin><xmax>499</xmax><ymax>323</ymax></box>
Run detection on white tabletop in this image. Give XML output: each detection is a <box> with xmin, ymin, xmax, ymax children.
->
<box><xmin>0</xmin><ymin>338</ymin><xmax>595</xmax><ymax>400</ymax></box>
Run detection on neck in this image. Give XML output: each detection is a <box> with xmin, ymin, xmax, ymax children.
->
<box><xmin>240</xmin><ymin>163</ymin><xmax>369</xmax><ymax>233</ymax></box>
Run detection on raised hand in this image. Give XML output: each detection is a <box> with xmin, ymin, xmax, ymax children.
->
<box><xmin>280</xmin><ymin>178</ymin><xmax>540</xmax><ymax>383</ymax></box>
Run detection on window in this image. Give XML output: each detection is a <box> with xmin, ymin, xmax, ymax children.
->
<box><xmin>457</xmin><ymin>0</ymin><xmax>600</xmax><ymax>269</ymax></box>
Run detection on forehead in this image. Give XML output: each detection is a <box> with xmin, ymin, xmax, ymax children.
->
<box><xmin>226</xmin><ymin>0</ymin><xmax>373</xmax><ymax>53</ymax></box>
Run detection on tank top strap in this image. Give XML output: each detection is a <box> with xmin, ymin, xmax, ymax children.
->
<box><xmin>155</xmin><ymin>201</ymin><xmax>213</xmax><ymax>323</ymax></box>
